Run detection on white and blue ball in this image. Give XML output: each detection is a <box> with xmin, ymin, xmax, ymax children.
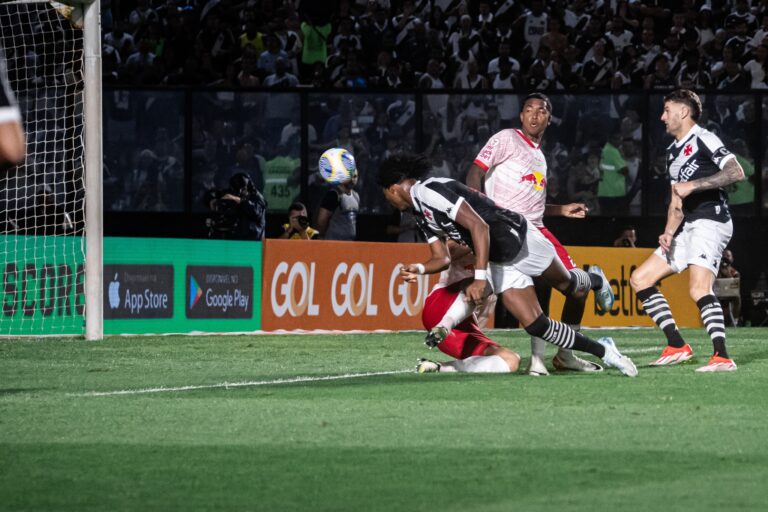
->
<box><xmin>319</xmin><ymin>147</ymin><xmax>357</xmax><ymax>185</ymax></box>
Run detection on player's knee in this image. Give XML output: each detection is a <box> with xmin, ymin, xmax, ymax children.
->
<box><xmin>629</xmin><ymin>271</ymin><xmax>646</xmax><ymax>291</ymax></box>
<box><xmin>502</xmin><ymin>351</ymin><xmax>521</xmax><ymax>372</ymax></box>
<box><xmin>689</xmin><ymin>285</ymin><xmax>712</xmax><ymax>302</ymax></box>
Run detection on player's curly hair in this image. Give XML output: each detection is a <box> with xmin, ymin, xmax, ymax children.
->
<box><xmin>378</xmin><ymin>152</ymin><xmax>432</xmax><ymax>188</ymax></box>
<box><xmin>664</xmin><ymin>89</ymin><xmax>702</xmax><ymax>121</ymax></box>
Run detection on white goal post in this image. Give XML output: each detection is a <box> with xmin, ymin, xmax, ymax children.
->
<box><xmin>0</xmin><ymin>0</ymin><xmax>102</xmax><ymax>339</ymax></box>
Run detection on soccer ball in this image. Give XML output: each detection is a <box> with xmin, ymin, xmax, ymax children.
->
<box><xmin>319</xmin><ymin>148</ymin><xmax>357</xmax><ymax>185</ymax></box>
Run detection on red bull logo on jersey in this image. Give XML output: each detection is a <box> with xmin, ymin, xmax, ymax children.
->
<box><xmin>520</xmin><ymin>171</ymin><xmax>547</xmax><ymax>191</ymax></box>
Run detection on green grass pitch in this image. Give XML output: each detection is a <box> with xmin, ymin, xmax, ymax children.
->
<box><xmin>1</xmin><ymin>328</ymin><xmax>767</xmax><ymax>511</ymax></box>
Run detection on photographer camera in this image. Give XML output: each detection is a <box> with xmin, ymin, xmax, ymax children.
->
<box><xmin>206</xmin><ymin>172</ymin><xmax>267</xmax><ymax>240</ymax></box>
<box><xmin>280</xmin><ymin>202</ymin><xmax>319</xmax><ymax>240</ymax></box>
<box><xmin>613</xmin><ymin>226</ymin><xmax>637</xmax><ymax>248</ymax></box>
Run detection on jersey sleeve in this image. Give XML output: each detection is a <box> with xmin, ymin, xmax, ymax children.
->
<box><xmin>414</xmin><ymin>215</ymin><xmax>439</xmax><ymax>244</ymax></box>
<box><xmin>473</xmin><ymin>131</ymin><xmax>511</xmax><ymax>172</ymax></box>
<box><xmin>698</xmin><ymin>130</ymin><xmax>736</xmax><ymax>169</ymax></box>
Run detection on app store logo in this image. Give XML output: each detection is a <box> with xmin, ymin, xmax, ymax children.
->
<box><xmin>103</xmin><ymin>265</ymin><xmax>174</xmax><ymax>319</ymax></box>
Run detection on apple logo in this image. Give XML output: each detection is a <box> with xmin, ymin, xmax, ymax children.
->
<box><xmin>108</xmin><ymin>273</ymin><xmax>120</xmax><ymax>309</ymax></box>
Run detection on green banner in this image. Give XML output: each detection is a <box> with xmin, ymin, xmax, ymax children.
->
<box><xmin>0</xmin><ymin>236</ymin><xmax>262</xmax><ymax>336</ymax></box>
<box><xmin>104</xmin><ymin>237</ymin><xmax>262</xmax><ymax>334</ymax></box>
<box><xmin>0</xmin><ymin>235</ymin><xmax>85</xmax><ymax>335</ymax></box>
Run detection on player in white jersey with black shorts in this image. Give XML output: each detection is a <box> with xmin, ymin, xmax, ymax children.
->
<box><xmin>0</xmin><ymin>47</ymin><xmax>25</xmax><ymax>167</ymax></box>
<box><xmin>467</xmin><ymin>93</ymin><xmax>615</xmax><ymax>376</ymax></box>
<box><xmin>378</xmin><ymin>152</ymin><xmax>637</xmax><ymax>377</ymax></box>
<box><xmin>629</xmin><ymin>89</ymin><xmax>745</xmax><ymax>372</ymax></box>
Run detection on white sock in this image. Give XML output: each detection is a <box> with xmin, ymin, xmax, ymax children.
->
<box><xmin>530</xmin><ymin>337</ymin><xmax>547</xmax><ymax>359</ymax></box>
<box><xmin>450</xmin><ymin>355</ymin><xmax>511</xmax><ymax>373</ymax></box>
<box><xmin>437</xmin><ymin>291</ymin><xmax>475</xmax><ymax>331</ymax></box>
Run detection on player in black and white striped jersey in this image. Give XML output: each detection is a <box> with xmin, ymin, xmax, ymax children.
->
<box><xmin>0</xmin><ymin>48</ymin><xmax>25</xmax><ymax>168</ymax></box>
<box><xmin>630</xmin><ymin>89</ymin><xmax>745</xmax><ymax>372</ymax></box>
<box><xmin>379</xmin><ymin>152</ymin><xmax>638</xmax><ymax>377</ymax></box>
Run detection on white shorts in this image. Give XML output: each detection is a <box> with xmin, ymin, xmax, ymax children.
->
<box><xmin>489</xmin><ymin>221</ymin><xmax>556</xmax><ymax>293</ymax></box>
<box><xmin>653</xmin><ymin>218</ymin><xmax>733</xmax><ymax>275</ymax></box>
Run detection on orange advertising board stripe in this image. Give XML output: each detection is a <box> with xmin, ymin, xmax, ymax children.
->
<box><xmin>261</xmin><ymin>240</ymin><xmax>441</xmax><ymax>331</ymax></box>
<box><xmin>550</xmin><ymin>246</ymin><xmax>702</xmax><ymax>328</ymax></box>
<box><xmin>262</xmin><ymin>241</ymin><xmax>702</xmax><ymax>331</ymax></box>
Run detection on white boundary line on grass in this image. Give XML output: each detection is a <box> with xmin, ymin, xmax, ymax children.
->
<box><xmin>71</xmin><ymin>348</ymin><xmax>664</xmax><ymax>398</ymax></box>
<box><xmin>72</xmin><ymin>369</ymin><xmax>412</xmax><ymax>397</ymax></box>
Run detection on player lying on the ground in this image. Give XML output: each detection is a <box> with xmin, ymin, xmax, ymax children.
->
<box><xmin>402</xmin><ymin>243</ymin><xmax>521</xmax><ymax>373</ymax></box>
<box><xmin>379</xmin><ymin>152</ymin><xmax>637</xmax><ymax>377</ymax></box>
<box><xmin>467</xmin><ymin>92</ymin><xmax>613</xmax><ymax>376</ymax></box>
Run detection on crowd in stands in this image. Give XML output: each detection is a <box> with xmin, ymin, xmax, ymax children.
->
<box><xmin>103</xmin><ymin>0</ymin><xmax>768</xmax><ymax>91</ymax></box>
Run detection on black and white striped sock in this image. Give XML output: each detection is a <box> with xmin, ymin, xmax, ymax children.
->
<box><xmin>524</xmin><ymin>314</ymin><xmax>605</xmax><ymax>358</ymax></box>
<box><xmin>566</xmin><ymin>268</ymin><xmax>593</xmax><ymax>295</ymax></box>
<box><xmin>697</xmin><ymin>295</ymin><xmax>729</xmax><ymax>358</ymax></box>
<box><xmin>637</xmin><ymin>286</ymin><xmax>685</xmax><ymax>348</ymax></box>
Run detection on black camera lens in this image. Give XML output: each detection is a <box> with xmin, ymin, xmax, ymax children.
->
<box><xmin>297</xmin><ymin>215</ymin><xmax>309</xmax><ymax>228</ymax></box>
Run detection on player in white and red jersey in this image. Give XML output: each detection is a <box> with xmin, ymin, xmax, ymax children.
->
<box><xmin>466</xmin><ymin>93</ymin><xmax>615</xmax><ymax>376</ymax></box>
<box><xmin>413</xmin><ymin>242</ymin><xmax>521</xmax><ymax>374</ymax></box>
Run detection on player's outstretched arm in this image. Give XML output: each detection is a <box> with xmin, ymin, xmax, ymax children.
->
<box><xmin>400</xmin><ymin>239</ymin><xmax>450</xmax><ymax>282</ymax></box>
<box><xmin>672</xmin><ymin>158</ymin><xmax>745</xmax><ymax>199</ymax></box>
<box><xmin>544</xmin><ymin>203</ymin><xmax>587</xmax><ymax>218</ymax></box>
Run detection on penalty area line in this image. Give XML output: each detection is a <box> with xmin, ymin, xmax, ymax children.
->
<box><xmin>72</xmin><ymin>370</ymin><xmax>412</xmax><ymax>397</ymax></box>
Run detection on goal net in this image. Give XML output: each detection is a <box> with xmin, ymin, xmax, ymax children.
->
<box><xmin>0</xmin><ymin>0</ymin><xmax>98</xmax><ymax>337</ymax></box>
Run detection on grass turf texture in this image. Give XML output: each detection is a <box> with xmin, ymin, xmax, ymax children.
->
<box><xmin>1</xmin><ymin>328</ymin><xmax>767</xmax><ymax>512</ymax></box>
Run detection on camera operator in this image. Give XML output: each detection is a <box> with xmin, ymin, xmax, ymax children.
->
<box><xmin>206</xmin><ymin>172</ymin><xmax>267</xmax><ymax>240</ymax></box>
<box><xmin>613</xmin><ymin>225</ymin><xmax>637</xmax><ymax>248</ymax></box>
<box><xmin>280</xmin><ymin>202</ymin><xmax>319</xmax><ymax>240</ymax></box>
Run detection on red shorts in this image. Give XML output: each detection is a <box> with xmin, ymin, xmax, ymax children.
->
<box><xmin>538</xmin><ymin>226</ymin><xmax>576</xmax><ymax>270</ymax></box>
<box><xmin>421</xmin><ymin>283</ymin><xmax>499</xmax><ymax>360</ymax></box>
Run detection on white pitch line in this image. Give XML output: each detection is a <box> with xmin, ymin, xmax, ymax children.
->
<box><xmin>72</xmin><ymin>370</ymin><xmax>412</xmax><ymax>397</ymax></box>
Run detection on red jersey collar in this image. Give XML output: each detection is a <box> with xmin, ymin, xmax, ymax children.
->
<box><xmin>514</xmin><ymin>129</ymin><xmax>540</xmax><ymax>149</ymax></box>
